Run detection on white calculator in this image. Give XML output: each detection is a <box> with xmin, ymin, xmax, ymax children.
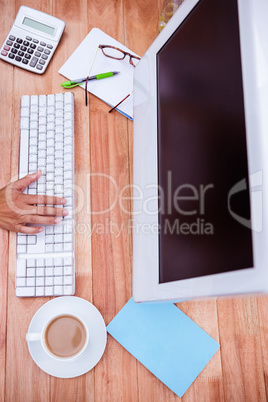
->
<box><xmin>0</xmin><ymin>6</ymin><xmax>65</xmax><ymax>74</ymax></box>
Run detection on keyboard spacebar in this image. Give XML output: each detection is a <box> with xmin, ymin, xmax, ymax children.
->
<box><xmin>27</xmin><ymin>229</ymin><xmax>45</xmax><ymax>253</ymax></box>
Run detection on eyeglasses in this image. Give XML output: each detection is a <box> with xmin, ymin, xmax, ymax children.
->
<box><xmin>84</xmin><ymin>45</ymin><xmax>141</xmax><ymax>108</ymax></box>
<box><xmin>99</xmin><ymin>44</ymin><xmax>141</xmax><ymax>67</ymax></box>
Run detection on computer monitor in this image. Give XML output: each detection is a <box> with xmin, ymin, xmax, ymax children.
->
<box><xmin>133</xmin><ymin>0</ymin><xmax>268</xmax><ymax>302</ymax></box>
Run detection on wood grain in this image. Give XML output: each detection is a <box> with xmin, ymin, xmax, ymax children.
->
<box><xmin>1</xmin><ymin>0</ymin><xmax>268</xmax><ymax>401</ymax></box>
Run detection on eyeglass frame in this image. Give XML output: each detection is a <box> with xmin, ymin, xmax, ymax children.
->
<box><xmin>98</xmin><ymin>44</ymin><xmax>141</xmax><ymax>67</ymax></box>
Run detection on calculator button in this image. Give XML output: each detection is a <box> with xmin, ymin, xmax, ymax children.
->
<box><xmin>44</xmin><ymin>49</ymin><xmax>50</xmax><ymax>55</ymax></box>
<box><xmin>26</xmin><ymin>36</ymin><xmax>32</xmax><ymax>41</ymax></box>
<box><xmin>16</xmin><ymin>38</ymin><xmax>23</xmax><ymax>44</ymax></box>
<box><xmin>18</xmin><ymin>51</ymin><xmax>24</xmax><ymax>57</ymax></box>
<box><xmin>27</xmin><ymin>48</ymin><xmax>34</xmax><ymax>54</ymax></box>
<box><xmin>15</xmin><ymin>56</ymin><xmax>22</xmax><ymax>62</ymax></box>
<box><xmin>6</xmin><ymin>40</ymin><xmax>12</xmax><ymax>46</ymax></box>
<box><xmin>22</xmin><ymin>59</ymin><xmax>29</xmax><ymax>65</ymax></box>
<box><xmin>36</xmin><ymin>65</ymin><xmax>43</xmax><ymax>70</ymax></box>
<box><xmin>1</xmin><ymin>50</ymin><xmax>7</xmax><ymax>56</ymax></box>
<box><xmin>23</xmin><ymin>41</ymin><xmax>30</xmax><ymax>46</ymax></box>
<box><xmin>37</xmin><ymin>46</ymin><xmax>44</xmax><ymax>52</ymax></box>
<box><xmin>40</xmin><ymin>42</ymin><xmax>46</xmax><ymax>46</ymax></box>
<box><xmin>8</xmin><ymin>53</ymin><xmax>15</xmax><ymax>59</ymax></box>
<box><xmin>11</xmin><ymin>48</ymin><xmax>17</xmax><ymax>54</ymax></box>
<box><xmin>35</xmin><ymin>51</ymin><xmax>41</xmax><ymax>57</ymax></box>
<box><xmin>25</xmin><ymin>54</ymin><xmax>31</xmax><ymax>60</ymax></box>
<box><xmin>33</xmin><ymin>39</ymin><xmax>39</xmax><ymax>44</ymax></box>
<box><xmin>21</xmin><ymin>46</ymin><xmax>27</xmax><ymax>52</ymax></box>
<box><xmin>41</xmin><ymin>54</ymin><xmax>48</xmax><ymax>60</ymax></box>
<box><xmin>39</xmin><ymin>59</ymin><xmax>45</xmax><ymax>65</ymax></box>
<box><xmin>30</xmin><ymin>57</ymin><xmax>38</xmax><ymax>67</ymax></box>
<box><xmin>14</xmin><ymin>43</ymin><xmax>20</xmax><ymax>49</ymax></box>
<box><xmin>47</xmin><ymin>44</ymin><xmax>53</xmax><ymax>49</ymax></box>
<box><xmin>30</xmin><ymin>43</ymin><xmax>36</xmax><ymax>49</ymax></box>
<box><xmin>3</xmin><ymin>45</ymin><xmax>10</xmax><ymax>51</ymax></box>
<box><xmin>9</xmin><ymin>35</ymin><xmax>15</xmax><ymax>41</ymax></box>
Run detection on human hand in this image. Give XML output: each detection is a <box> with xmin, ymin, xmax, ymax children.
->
<box><xmin>0</xmin><ymin>170</ymin><xmax>68</xmax><ymax>233</ymax></box>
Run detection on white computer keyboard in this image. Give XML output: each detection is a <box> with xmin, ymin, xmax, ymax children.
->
<box><xmin>16</xmin><ymin>92</ymin><xmax>75</xmax><ymax>297</ymax></box>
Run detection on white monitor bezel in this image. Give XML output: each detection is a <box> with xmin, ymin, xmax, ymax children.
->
<box><xmin>133</xmin><ymin>0</ymin><xmax>268</xmax><ymax>302</ymax></box>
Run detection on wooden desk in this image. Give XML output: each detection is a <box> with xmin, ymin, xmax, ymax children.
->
<box><xmin>0</xmin><ymin>1</ymin><xmax>267</xmax><ymax>401</ymax></box>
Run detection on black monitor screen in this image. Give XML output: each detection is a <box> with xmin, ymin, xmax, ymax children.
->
<box><xmin>157</xmin><ymin>0</ymin><xmax>253</xmax><ymax>283</ymax></box>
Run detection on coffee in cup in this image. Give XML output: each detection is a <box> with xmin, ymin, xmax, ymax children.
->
<box><xmin>26</xmin><ymin>313</ymin><xmax>89</xmax><ymax>361</ymax></box>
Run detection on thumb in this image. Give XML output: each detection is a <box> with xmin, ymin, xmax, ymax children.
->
<box><xmin>13</xmin><ymin>170</ymin><xmax>42</xmax><ymax>192</ymax></box>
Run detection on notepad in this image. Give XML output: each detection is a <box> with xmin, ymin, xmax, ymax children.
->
<box><xmin>107</xmin><ymin>298</ymin><xmax>220</xmax><ymax>398</ymax></box>
<box><xmin>59</xmin><ymin>28</ymin><xmax>140</xmax><ymax>120</ymax></box>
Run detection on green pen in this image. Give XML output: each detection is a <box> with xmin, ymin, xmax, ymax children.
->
<box><xmin>61</xmin><ymin>71</ymin><xmax>119</xmax><ymax>88</ymax></box>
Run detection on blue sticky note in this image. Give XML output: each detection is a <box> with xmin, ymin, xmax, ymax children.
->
<box><xmin>107</xmin><ymin>298</ymin><xmax>220</xmax><ymax>398</ymax></box>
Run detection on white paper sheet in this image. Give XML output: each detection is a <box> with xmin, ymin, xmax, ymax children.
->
<box><xmin>58</xmin><ymin>28</ymin><xmax>140</xmax><ymax>119</ymax></box>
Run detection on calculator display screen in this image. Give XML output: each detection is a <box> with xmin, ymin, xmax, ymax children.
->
<box><xmin>22</xmin><ymin>17</ymin><xmax>55</xmax><ymax>36</ymax></box>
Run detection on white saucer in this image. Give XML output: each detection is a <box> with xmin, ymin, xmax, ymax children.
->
<box><xmin>26</xmin><ymin>296</ymin><xmax>107</xmax><ymax>378</ymax></box>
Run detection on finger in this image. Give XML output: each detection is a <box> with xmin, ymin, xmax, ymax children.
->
<box><xmin>15</xmin><ymin>224</ymin><xmax>44</xmax><ymax>234</ymax></box>
<box><xmin>14</xmin><ymin>170</ymin><xmax>42</xmax><ymax>192</ymax></box>
<box><xmin>23</xmin><ymin>215</ymin><xmax>62</xmax><ymax>226</ymax></box>
<box><xmin>25</xmin><ymin>194</ymin><xmax>67</xmax><ymax>206</ymax></box>
<box><xmin>26</xmin><ymin>206</ymin><xmax>68</xmax><ymax>216</ymax></box>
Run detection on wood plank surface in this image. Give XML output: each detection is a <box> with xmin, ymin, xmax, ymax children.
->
<box><xmin>0</xmin><ymin>0</ymin><xmax>268</xmax><ymax>401</ymax></box>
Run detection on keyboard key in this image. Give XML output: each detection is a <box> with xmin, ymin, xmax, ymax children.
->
<box><xmin>54</xmin><ymin>286</ymin><xmax>63</xmax><ymax>295</ymax></box>
<box><xmin>16</xmin><ymin>287</ymin><xmax>35</xmax><ymax>297</ymax></box>
<box><xmin>17</xmin><ymin>259</ymin><xmax>26</xmax><ymax>277</ymax></box>
<box><xmin>30</xmin><ymin>56</ymin><xmax>38</xmax><ymax>67</ymax></box>
<box><xmin>36</xmin><ymin>268</ymin><xmax>45</xmax><ymax>277</ymax></box>
<box><xmin>27</xmin><ymin>278</ymin><xmax>35</xmax><ymax>287</ymax></box>
<box><xmin>64</xmin><ymin>286</ymin><xmax>74</xmax><ymax>295</ymax></box>
<box><xmin>45</xmin><ymin>277</ymin><xmax>53</xmax><ymax>286</ymax></box>
<box><xmin>27</xmin><ymin>258</ymin><xmax>35</xmax><ymax>268</ymax></box>
<box><xmin>9</xmin><ymin>35</ymin><xmax>15</xmax><ymax>41</ymax></box>
<box><xmin>17</xmin><ymin>277</ymin><xmax>26</xmax><ymax>287</ymax></box>
<box><xmin>36</xmin><ymin>287</ymin><xmax>45</xmax><ymax>296</ymax></box>
<box><xmin>8</xmin><ymin>53</ymin><xmax>15</xmax><ymax>59</ymax></box>
<box><xmin>26</xmin><ymin>36</ymin><xmax>32</xmax><ymax>41</ymax></box>
<box><xmin>27</xmin><ymin>268</ymin><xmax>35</xmax><ymax>277</ymax></box>
<box><xmin>45</xmin><ymin>287</ymin><xmax>53</xmax><ymax>296</ymax></box>
<box><xmin>54</xmin><ymin>276</ymin><xmax>63</xmax><ymax>285</ymax></box>
<box><xmin>21</xmin><ymin>95</ymin><xmax>30</xmax><ymax>108</ymax></box>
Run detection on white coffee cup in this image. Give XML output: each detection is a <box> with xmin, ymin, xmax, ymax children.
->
<box><xmin>26</xmin><ymin>313</ymin><xmax>89</xmax><ymax>361</ymax></box>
